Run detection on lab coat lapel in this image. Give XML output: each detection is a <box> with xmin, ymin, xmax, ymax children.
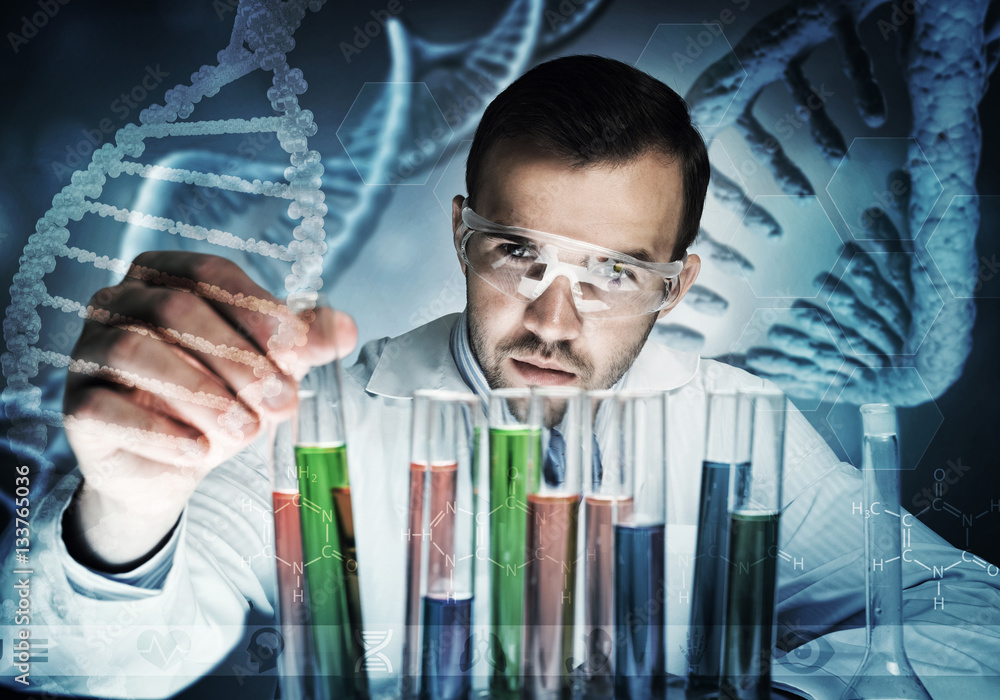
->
<box><xmin>623</xmin><ymin>335</ymin><xmax>701</xmax><ymax>391</ymax></box>
<box><xmin>365</xmin><ymin>313</ymin><xmax>470</xmax><ymax>399</ymax></box>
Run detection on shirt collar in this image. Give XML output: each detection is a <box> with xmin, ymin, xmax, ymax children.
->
<box><xmin>449</xmin><ymin>311</ymin><xmax>492</xmax><ymax>411</ymax></box>
<box><xmin>365</xmin><ymin>311</ymin><xmax>700</xmax><ymax>399</ymax></box>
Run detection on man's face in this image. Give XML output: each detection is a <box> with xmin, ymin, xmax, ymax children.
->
<box><xmin>452</xmin><ymin>140</ymin><xmax>701</xmax><ymax>392</ymax></box>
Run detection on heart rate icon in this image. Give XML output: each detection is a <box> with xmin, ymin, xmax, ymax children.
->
<box><xmin>136</xmin><ymin>629</ymin><xmax>191</xmax><ymax>669</ymax></box>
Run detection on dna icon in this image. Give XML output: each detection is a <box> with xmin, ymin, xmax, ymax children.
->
<box><xmin>355</xmin><ymin>629</ymin><xmax>392</xmax><ymax>673</ymax></box>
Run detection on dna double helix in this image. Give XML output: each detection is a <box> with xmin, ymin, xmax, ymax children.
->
<box><xmin>648</xmin><ymin>0</ymin><xmax>997</xmax><ymax>408</ymax></box>
<box><xmin>1</xmin><ymin>0</ymin><xmax>612</xmax><ymax>459</ymax></box>
<box><xmin>5</xmin><ymin>0</ymin><xmax>996</xmax><ymax>469</ymax></box>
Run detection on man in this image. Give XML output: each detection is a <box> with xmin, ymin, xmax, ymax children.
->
<box><xmin>2</xmin><ymin>56</ymin><xmax>998</xmax><ymax>699</ymax></box>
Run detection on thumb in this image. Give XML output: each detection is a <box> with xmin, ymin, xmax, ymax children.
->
<box><xmin>270</xmin><ymin>304</ymin><xmax>358</xmax><ymax>380</ymax></box>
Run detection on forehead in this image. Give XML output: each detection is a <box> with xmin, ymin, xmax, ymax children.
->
<box><xmin>475</xmin><ymin>141</ymin><xmax>685</xmax><ymax>262</ymax></box>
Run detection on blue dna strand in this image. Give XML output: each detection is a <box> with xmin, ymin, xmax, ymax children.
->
<box><xmin>649</xmin><ymin>0</ymin><xmax>997</xmax><ymax>407</ymax></box>
<box><xmin>2</xmin><ymin>0</ymin><xmax>348</xmax><ymax>458</ymax></box>
<box><xmin>1</xmin><ymin>0</ymin><xmax>613</xmax><ymax>461</ymax></box>
<box><xmin>113</xmin><ymin>0</ymin><xmax>614</xmax><ymax>287</ymax></box>
<box><xmin>359</xmin><ymin>0</ymin><xmax>612</xmax><ymax>186</ymax></box>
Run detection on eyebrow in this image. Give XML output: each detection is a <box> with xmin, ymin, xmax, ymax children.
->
<box><xmin>488</xmin><ymin>216</ymin><xmax>660</xmax><ymax>264</ymax></box>
<box><xmin>621</xmin><ymin>248</ymin><xmax>656</xmax><ymax>264</ymax></box>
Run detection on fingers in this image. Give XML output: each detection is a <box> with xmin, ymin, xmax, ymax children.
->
<box><xmin>274</xmin><ymin>304</ymin><xmax>358</xmax><ymax>381</ymax></box>
<box><xmin>64</xmin><ymin>387</ymin><xmax>214</xmax><ymax>487</ymax></box>
<box><xmin>64</xmin><ymin>252</ymin><xmax>360</xmax><ymax>485</ymax></box>
<box><xmin>124</xmin><ymin>251</ymin><xmax>358</xmax><ymax>378</ymax></box>
<box><xmin>125</xmin><ymin>251</ymin><xmax>290</xmax><ymax>360</ymax></box>
<box><xmin>65</xmin><ymin>323</ymin><xmax>263</xmax><ymax>438</ymax></box>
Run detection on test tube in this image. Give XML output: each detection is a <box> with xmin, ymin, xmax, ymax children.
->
<box><xmin>840</xmin><ymin>404</ymin><xmax>931</xmax><ymax>700</ymax></box>
<box><xmin>270</xmin><ymin>421</ymin><xmax>315</xmax><ymax>700</ymax></box>
<box><xmin>522</xmin><ymin>386</ymin><xmax>584</xmax><ymax>698</ymax></box>
<box><xmin>688</xmin><ymin>388</ymin><xmax>743</xmax><ymax>691</ymax></box>
<box><xmin>720</xmin><ymin>388</ymin><xmax>785</xmax><ymax>700</ymax></box>
<box><xmin>581</xmin><ymin>390</ymin><xmax>630</xmax><ymax>693</ymax></box>
<box><xmin>402</xmin><ymin>390</ymin><xmax>479</xmax><ymax>700</ymax></box>
<box><xmin>613</xmin><ymin>390</ymin><xmax>668</xmax><ymax>700</ymax></box>
<box><xmin>294</xmin><ymin>356</ymin><xmax>366</xmax><ymax>699</ymax></box>
<box><xmin>488</xmin><ymin>388</ymin><xmax>538</xmax><ymax>697</ymax></box>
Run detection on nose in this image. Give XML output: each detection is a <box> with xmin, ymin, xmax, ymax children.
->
<box><xmin>522</xmin><ymin>274</ymin><xmax>583</xmax><ymax>344</ymax></box>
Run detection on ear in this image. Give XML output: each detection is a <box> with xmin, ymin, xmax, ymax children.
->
<box><xmin>453</xmin><ymin>195</ymin><xmax>467</xmax><ymax>275</ymax></box>
<box><xmin>657</xmin><ymin>252</ymin><xmax>701</xmax><ymax>319</ymax></box>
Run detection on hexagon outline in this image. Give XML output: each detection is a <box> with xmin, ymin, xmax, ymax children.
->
<box><xmin>823</xmin><ymin>365</ymin><xmax>943</xmax><ymax>469</ymax></box>
<box><xmin>702</xmin><ymin>137</ymin><xmax>749</xmax><ymax>239</ymax></box>
<box><xmin>635</xmin><ymin>23</ymin><xmax>748</xmax><ymax>129</ymax></box>
<box><xmin>823</xmin><ymin>248</ymin><xmax>943</xmax><ymax>358</ymax></box>
<box><xmin>824</xmin><ymin>136</ymin><xmax>944</xmax><ymax>242</ymax></box>
<box><xmin>925</xmin><ymin>194</ymin><xmax>1000</xmax><ymax>300</ymax></box>
<box><xmin>336</xmin><ymin>81</ymin><xmax>454</xmax><ymax>186</ymax></box>
<box><xmin>732</xmin><ymin>305</ymin><xmax>848</xmax><ymax>411</ymax></box>
<box><xmin>727</xmin><ymin>194</ymin><xmax>845</xmax><ymax>300</ymax></box>
<box><xmin>431</xmin><ymin>138</ymin><xmax>473</xmax><ymax>218</ymax></box>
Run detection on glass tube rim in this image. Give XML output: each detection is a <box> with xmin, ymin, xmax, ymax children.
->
<box><xmin>412</xmin><ymin>388</ymin><xmax>479</xmax><ymax>405</ymax></box>
<box><xmin>529</xmin><ymin>385</ymin><xmax>584</xmax><ymax>400</ymax></box>
<box><xmin>490</xmin><ymin>387</ymin><xmax>532</xmax><ymax>399</ymax></box>
<box><xmin>736</xmin><ymin>385</ymin><xmax>785</xmax><ymax>400</ymax></box>
<box><xmin>860</xmin><ymin>402</ymin><xmax>898</xmax><ymax>438</ymax></box>
<box><xmin>585</xmin><ymin>388</ymin><xmax>617</xmax><ymax>401</ymax></box>
<box><xmin>614</xmin><ymin>387</ymin><xmax>664</xmax><ymax>402</ymax></box>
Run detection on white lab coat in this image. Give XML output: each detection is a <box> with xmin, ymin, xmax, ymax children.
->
<box><xmin>2</xmin><ymin>313</ymin><xmax>999</xmax><ymax>699</ymax></box>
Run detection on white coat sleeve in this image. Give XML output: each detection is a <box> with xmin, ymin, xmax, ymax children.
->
<box><xmin>1</xmin><ymin>437</ymin><xmax>279</xmax><ymax>699</ymax></box>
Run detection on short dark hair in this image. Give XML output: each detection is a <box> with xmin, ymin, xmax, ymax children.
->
<box><xmin>466</xmin><ymin>55</ymin><xmax>709</xmax><ymax>258</ymax></box>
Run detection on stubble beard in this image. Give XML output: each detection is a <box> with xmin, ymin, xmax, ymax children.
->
<box><xmin>466</xmin><ymin>302</ymin><xmax>658</xmax><ymax>393</ymax></box>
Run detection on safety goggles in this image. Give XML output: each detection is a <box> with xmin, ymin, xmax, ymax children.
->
<box><xmin>459</xmin><ymin>207</ymin><xmax>686</xmax><ymax>319</ymax></box>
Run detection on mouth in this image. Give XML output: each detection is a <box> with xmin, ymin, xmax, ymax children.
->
<box><xmin>510</xmin><ymin>357</ymin><xmax>578</xmax><ymax>386</ymax></box>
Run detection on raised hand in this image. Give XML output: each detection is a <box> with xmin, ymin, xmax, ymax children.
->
<box><xmin>61</xmin><ymin>252</ymin><xmax>354</xmax><ymax>569</ymax></box>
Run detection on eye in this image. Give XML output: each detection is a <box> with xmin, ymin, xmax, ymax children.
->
<box><xmin>500</xmin><ymin>242</ymin><xmax>534</xmax><ymax>259</ymax></box>
<box><xmin>593</xmin><ymin>259</ymin><xmax>638</xmax><ymax>284</ymax></box>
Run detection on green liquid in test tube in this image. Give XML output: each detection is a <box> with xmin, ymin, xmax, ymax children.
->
<box><xmin>290</xmin><ymin>291</ymin><xmax>367</xmax><ymax>700</ymax></box>
<box><xmin>295</xmin><ymin>442</ymin><xmax>365</xmax><ymax>698</ymax></box>
<box><xmin>488</xmin><ymin>389</ymin><xmax>540</xmax><ymax>698</ymax></box>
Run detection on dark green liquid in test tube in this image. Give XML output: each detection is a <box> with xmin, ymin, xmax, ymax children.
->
<box><xmin>488</xmin><ymin>426</ymin><xmax>540</xmax><ymax>697</ymax></box>
<box><xmin>295</xmin><ymin>443</ymin><xmax>368</xmax><ymax>699</ymax></box>
<box><xmin>722</xmin><ymin>511</ymin><xmax>780</xmax><ymax>699</ymax></box>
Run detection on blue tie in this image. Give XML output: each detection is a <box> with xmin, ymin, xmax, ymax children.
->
<box><xmin>542</xmin><ymin>429</ymin><xmax>603</xmax><ymax>486</ymax></box>
<box><xmin>544</xmin><ymin>428</ymin><xmax>566</xmax><ymax>485</ymax></box>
